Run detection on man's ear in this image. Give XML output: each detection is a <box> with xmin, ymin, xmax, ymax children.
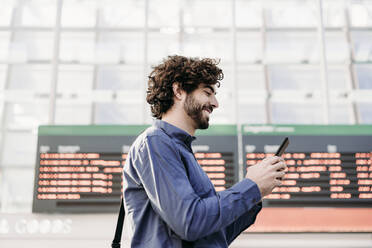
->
<box><xmin>172</xmin><ymin>82</ymin><xmax>183</xmax><ymax>101</ymax></box>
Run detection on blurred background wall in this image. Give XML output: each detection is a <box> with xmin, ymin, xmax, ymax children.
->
<box><xmin>2</xmin><ymin>0</ymin><xmax>372</xmax><ymax>212</ymax></box>
<box><xmin>0</xmin><ymin>0</ymin><xmax>372</xmax><ymax>247</ymax></box>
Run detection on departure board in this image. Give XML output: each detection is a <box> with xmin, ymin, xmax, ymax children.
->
<box><xmin>194</xmin><ymin>125</ymin><xmax>239</xmax><ymax>191</ymax></box>
<box><xmin>32</xmin><ymin>125</ymin><xmax>146</xmax><ymax>213</ymax></box>
<box><xmin>33</xmin><ymin>125</ymin><xmax>238</xmax><ymax>213</ymax></box>
<box><xmin>242</xmin><ymin>125</ymin><xmax>372</xmax><ymax>207</ymax></box>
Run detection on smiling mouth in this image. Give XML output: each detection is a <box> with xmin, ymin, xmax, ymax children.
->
<box><xmin>203</xmin><ymin>107</ymin><xmax>213</xmax><ymax>114</ymax></box>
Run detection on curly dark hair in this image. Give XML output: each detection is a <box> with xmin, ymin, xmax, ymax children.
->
<box><xmin>146</xmin><ymin>55</ymin><xmax>224</xmax><ymax>119</ymax></box>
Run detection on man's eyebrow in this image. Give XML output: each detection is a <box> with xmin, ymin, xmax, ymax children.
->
<box><xmin>204</xmin><ymin>85</ymin><xmax>216</xmax><ymax>94</ymax></box>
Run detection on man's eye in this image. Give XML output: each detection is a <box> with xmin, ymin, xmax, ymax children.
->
<box><xmin>205</xmin><ymin>91</ymin><xmax>212</xmax><ymax>96</ymax></box>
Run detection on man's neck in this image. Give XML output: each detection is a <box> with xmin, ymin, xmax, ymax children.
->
<box><xmin>161</xmin><ymin>108</ymin><xmax>196</xmax><ymax>136</ymax></box>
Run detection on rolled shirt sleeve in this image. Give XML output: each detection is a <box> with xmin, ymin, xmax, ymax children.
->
<box><xmin>134</xmin><ymin>133</ymin><xmax>262</xmax><ymax>242</ymax></box>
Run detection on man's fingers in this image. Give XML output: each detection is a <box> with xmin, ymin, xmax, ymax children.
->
<box><xmin>272</xmin><ymin>157</ymin><xmax>285</xmax><ymax>165</ymax></box>
<box><xmin>274</xmin><ymin>179</ymin><xmax>282</xmax><ymax>187</ymax></box>
<box><xmin>276</xmin><ymin>171</ymin><xmax>285</xmax><ymax>178</ymax></box>
<box><xmin>273</xmin><ymin>161</ymin><xmax>287</xmax><ymax>171</ymax></box>
<box><xmin>275</xmin><ymin>171</ymin><xmax>286</xmax><ymax>180</ymax></box>
<box><xmin>264</xmin><ymin>156</ymin><xmax>282</xmax><ymax>164</ymax></box>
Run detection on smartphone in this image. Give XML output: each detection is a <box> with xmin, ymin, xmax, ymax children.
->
<box><xmin>275</xmin><ymin>137</ymin><xmax>289</xmax><ymax>157</ymax></box>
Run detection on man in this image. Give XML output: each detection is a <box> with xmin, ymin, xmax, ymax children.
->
<box><xmin>122</xmin><ymin>55</ymin><xmax>287</xmax><ymax>247</ymax></box>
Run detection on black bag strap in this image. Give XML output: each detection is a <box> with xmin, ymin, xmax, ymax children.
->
<box><xmin>111</xmin><ymin>197</ymin><xmax>125</xmax><ymax>248</ymax></box>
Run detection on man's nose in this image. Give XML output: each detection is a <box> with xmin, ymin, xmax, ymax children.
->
<box><xmin>211</xmin><ymin>95</ymin><xmax>219</xmax><ymax>109</ymax></box>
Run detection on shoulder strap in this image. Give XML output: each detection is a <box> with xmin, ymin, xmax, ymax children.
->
<box><xmin>111</xmin><ymin>197</ymin><xmax>125</xmax><ymax>248</ymax></box>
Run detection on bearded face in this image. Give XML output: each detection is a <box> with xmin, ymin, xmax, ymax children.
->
<box><xmin>183</xmin><ymin>92</ymin><xmax>213</xmax><ymax>130</ymax></box>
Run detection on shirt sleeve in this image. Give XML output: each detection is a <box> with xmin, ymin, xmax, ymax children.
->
<box><xmin>134</xmin><ymin>134</ymin><xmax>262</xmax><ymax>242</ymax></box>
<box><xmin>224</xmin><ymin>201</ymin><xmax>262</xmax><ymax>245</ymax></box>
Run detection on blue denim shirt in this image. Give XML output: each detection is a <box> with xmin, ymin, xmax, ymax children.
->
<box><xmin>122</xmin><ymin>120</ymin><xmax>262</xmax><ymax>248</ymax></box>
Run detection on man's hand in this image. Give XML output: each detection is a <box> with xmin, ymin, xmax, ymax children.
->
<box><xmin>245</xmin><ymin>156</ymin><xmax>287</xmax><ymax>198</ymax></box>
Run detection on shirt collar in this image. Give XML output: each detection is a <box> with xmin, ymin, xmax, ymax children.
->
<box><xmin>154</xmin><ymin>119</ymin><xmax>196</xmax><ymax>149</ymax></box>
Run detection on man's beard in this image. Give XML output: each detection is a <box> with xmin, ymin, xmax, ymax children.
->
<box><xmin>183</xmin><ymin>94</ymin><xmax>212</xmax><ymax>130</ymax></box>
